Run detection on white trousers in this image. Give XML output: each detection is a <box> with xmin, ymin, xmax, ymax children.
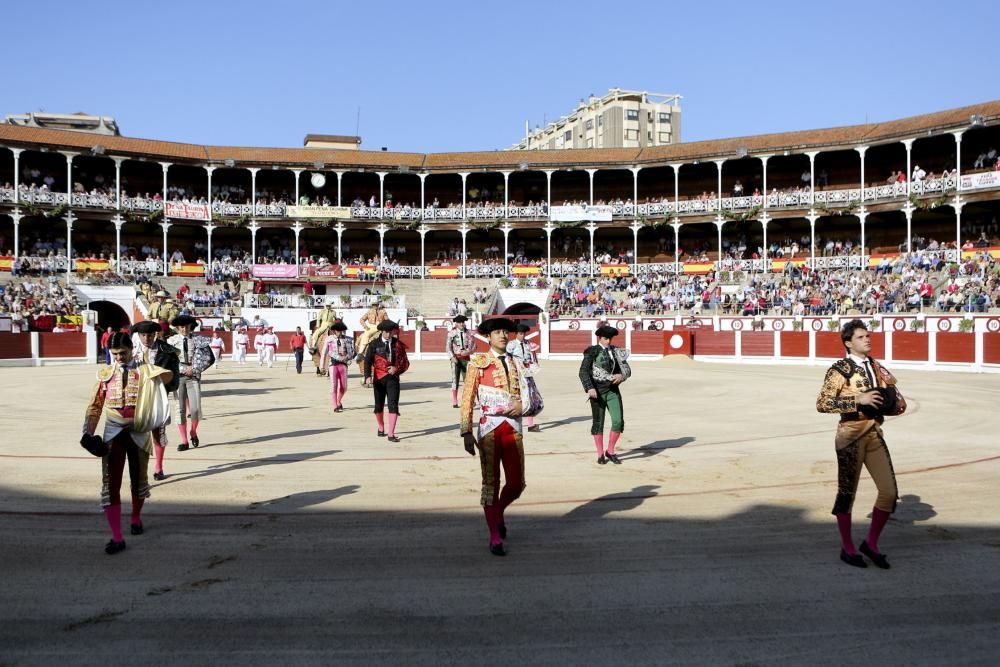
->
<box><xmin>263</xmin><ymin>347</ymin><xmax>276</xmax><ymax>367</ymax></box>
<box><xmin>234</xmin><ymin>344</ymin><xmax>247</xmax><ymax>364</ymax></box>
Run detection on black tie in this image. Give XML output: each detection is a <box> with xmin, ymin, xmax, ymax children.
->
<box><xmin>183</xmin><ymin>337</ymin><xmax>190</xmax><ymax>364</ymax></box>
<box><xmin>121</xmin><ymin>366</ymin><xmax>128</xmax><ymax>390</ymax></box>
<box><xmin>863</xmin><ymin>360</ymin><xmax>875</xmax><ymax>387</ymax></box>
<box><xmin>459</xmin><ymin>332</ymin><xmax>465</xmax><ymax>349</ymax></box>
<box><xmin>498</xmin><ymin>355</ymin><xmax>510</xmax><ymax>382</ymax></box>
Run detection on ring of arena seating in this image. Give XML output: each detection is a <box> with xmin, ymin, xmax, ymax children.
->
<box><xmin>1</xmin><ymin>100</ymin><xmax>998</xmax><ymax>334</ymax></box>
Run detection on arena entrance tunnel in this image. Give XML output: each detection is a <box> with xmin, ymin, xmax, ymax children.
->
<box><xmin>88</xmin><ymin>300</ymin><xmax>131</xmax><ymax>333</ymax></box>
<box><xmin>500</xmin><ymin>302</ymin><xmax>543</xmax><ymax>330</ymax></box>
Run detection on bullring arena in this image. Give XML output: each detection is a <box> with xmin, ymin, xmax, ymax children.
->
<box><xmin>3</xmin><ymin>101</ymin><xmax>1000</xmax><ymax>663</ymax></box>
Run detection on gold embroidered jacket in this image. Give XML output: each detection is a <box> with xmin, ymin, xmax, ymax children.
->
<box><xmin>460</xmin><ymin>352</ymin><xmax>523</xmax><ymax>438</ymax></box>
<box><xmin>84</xmin><ymin>361</ymin><xmax>172</xmax><ymax>453</ymax></box>
<box><xmin>816</xmin><ymin>357</ymin><xmax>900</xmax><ymax>450</ymax></box>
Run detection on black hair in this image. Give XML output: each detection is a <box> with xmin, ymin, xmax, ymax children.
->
<box><xmin>108</xmin><ymin>332</ymin><xmax>134</xmax><ymax>349</ymax></box>
<box><xmin>840</xmin><ymin>319</ymin><xmax>867</xmax><ymax>348</ymax></box>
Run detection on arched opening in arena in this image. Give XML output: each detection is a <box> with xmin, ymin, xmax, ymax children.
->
<box><xmin>501</xmin><ymin>302</ymin><xmax>542</xmax><ymax>329</ymax></box>
<box><xmin>88</xmin><ymin>300</ymin><xmax>130</xmax><ymax>333</ymax></box>
<box><xmin>503</xmin><ymin>302</ymin><xmax>542</xmax><ymax>318</ymax></box>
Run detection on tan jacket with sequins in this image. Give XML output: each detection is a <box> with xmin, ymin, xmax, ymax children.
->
<box><xmin>816</xmin><ymin>357</ymin><xmax>901</xmax><ymax>450</ymax></box>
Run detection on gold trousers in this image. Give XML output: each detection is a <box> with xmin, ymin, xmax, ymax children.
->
<box><xmin>833</xmin><ymin>427</ymin><xmax>898</xmax><ymax>515</ymax></box>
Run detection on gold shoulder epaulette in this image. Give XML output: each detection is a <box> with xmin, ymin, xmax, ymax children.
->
<box><xmin>96</xmin><ymin>365</ymin><xmax>115</xmax><ymax>382</ymax></box>
<box><xmin>470</xmin><ymin>352</ymin><xmax>491</xmax><ymax>369</ymax></box>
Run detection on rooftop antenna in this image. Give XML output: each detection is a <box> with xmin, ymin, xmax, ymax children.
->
<box><xmin>355</xmin><ymin>106</ymin><xmax>361</xmax><ymax>138</ymax></box>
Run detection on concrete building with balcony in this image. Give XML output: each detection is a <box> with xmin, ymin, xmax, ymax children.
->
<box><xmin>511</xmin><ymin>88</ymin><xmax>682</xmax><ymax>151</ymax></box>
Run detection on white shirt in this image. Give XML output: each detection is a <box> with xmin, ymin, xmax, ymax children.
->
<box><xmin>235</xmin><ymin>333</ymin><xmax>249</xmax><ymax>347</ymax></box>
<box><xmin>476</xmin><ymin>348</ymin><xmax>523</xmax><ymax>440</ymax></box>
<box><xmin>253</xmin><ymin>334</ymin><xmax>265</xmax><ymax>349</ymax></box>
<box><xmin>847</xmin><ymin>353</ymin><xmax>877</xmax><ymax>387</ymax></box>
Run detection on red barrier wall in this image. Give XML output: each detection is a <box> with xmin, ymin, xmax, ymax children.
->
<box><xmin>740</xmin><ymin>331</ymin><xmax>774</xmax><ymax>357</ymax></box>
<box><xmin>550</xmin><ymin>330</ymin><xmax>594</xmax><ymax>354</ymax></box>
<box><xmin>38</xmin><ymin>332</ymin><xmax>87</xmax><ymax>358</ymax></box>
<box><xmin>664</xmin><ymin>330</ymin><xmax>692</xmax><ymax>355</ymax></box>
<box><xmin>780</xmin><ymin>332</ymin><xmax>809</xmax><ymax>357</ymax></box>
<box><xmin>631</xmin><ymin>331</ymin><xmax>665</xmax><ymax>355</ymax></box>
<box><xmin>892</xmin><ymin>332</ymin><xmax>929</xmax><ymax>361</ymax></box>
<box><xmin>421</xmin><ymin>329</ymin><xmax>449</xmax><ymax>353</ymax></box>
<box><xmin>936</xmin><ymin>333</ymin><xmax>975</xmax><ymax>363</ymax></box>
<box><xmin>692</xmin><ymin>331</ymin><xmax>735</xmax><ymax>356</ymax></box>
<box><xmin>0</xmin><ymin>333</ymin><xmax>33</xmax><ymax>359</ymax></box>
<box><xmin>815</xmin><ymin>332</ymin><xmax>844</xmax><ymax>358</ymax></box>
<box><xmin>985</xmin><ymin>333</ymin><xmax>1000</xmax><ymax>364</ymax></box>
<box><xmin>397</xmin><ymin>330</ymin><xmax>416</xmax><ymax>350</ymax></box>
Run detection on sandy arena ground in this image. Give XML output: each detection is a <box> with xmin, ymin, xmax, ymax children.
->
<box><xmin>1</xmin><ymin>356</ymin><xmax>999</xmax><ymax>665</ymax></box>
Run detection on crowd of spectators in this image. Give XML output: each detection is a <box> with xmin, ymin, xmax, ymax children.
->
<box><xmin>0</xmin><ymin>277</ymin><xmax>83</xmax><ymax>331</ymax></box>
<box><xmin>543</xmin><ymin>249</ymin><xmax>999</xmax><ymax>318</ymax></box>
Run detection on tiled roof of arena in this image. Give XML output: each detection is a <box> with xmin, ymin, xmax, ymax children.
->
<box><xmin>2</xmin><ymin>100</ymin><xmax>998</xmax><ymax>171</ymax></box>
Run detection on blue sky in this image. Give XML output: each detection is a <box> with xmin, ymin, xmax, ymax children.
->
<box><xmin>4</xmin><ymin>0</ymin><xmax>998</xmax><ymax>153</ymax></box>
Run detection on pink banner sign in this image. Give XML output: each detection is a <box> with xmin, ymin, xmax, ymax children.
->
<box><xmin>252</xmin><ymin>264</ymin><xmax>298</xmax><ymax>278</ymax></box>
<box><xmin>164</xmin><ymin>201</ymin><xmax>211</xmax><ymax>221</ymax></box>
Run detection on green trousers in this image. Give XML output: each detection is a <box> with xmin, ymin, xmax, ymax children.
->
<box><xmin>590</xmin><ymin>387</ymin><xmax>624</xmax><ymax>435</ymax></box>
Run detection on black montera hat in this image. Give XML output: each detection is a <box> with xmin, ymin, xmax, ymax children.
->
<box><xmin>477</xmin><ymin>317</ymin><xmax>516</xmax><ymax>335</ymax></box>
<box><xmin>130</xmin><ymin>320</ymin><xmax>161</xmax><ymax>334</ymax></box>
<box><xmin>595</xmin><ymin>325</ymin><xmax>619</xmax><ymax>339</ymax></box>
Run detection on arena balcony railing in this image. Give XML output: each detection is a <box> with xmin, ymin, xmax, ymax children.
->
<box><xmin>0</xmin><ymin>172</ymin><xmax>993</xmax><ymax>222</ymax></box>
<box><xmin>242</xmin><ymin>293</ymin><xmax>405</xmax><ymax>309</ymax></box>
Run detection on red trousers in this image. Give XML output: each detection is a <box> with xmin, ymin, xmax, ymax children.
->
<box><xmin>476</xmin><ymin>421</ymin><xmax>525</xmax><ymax>508</ymax></box>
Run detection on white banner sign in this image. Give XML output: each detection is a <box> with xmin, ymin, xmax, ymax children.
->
<box><xmin>959</xmin><ymin>171</ymin><xmax>1000</xmax><ymax>190</ymax></box>
<box><xmin>549</xmin><ymin>205</ymin><xmax>613</xmax><ymax>222</ymax></box>
<box><xmin>287</xmin><ymin>205</ymin><xmax>352</xmax><ymax>219</ymax></box>
<box><xmin>164</xmin><ymin>201</ymin><xmax>211</xmax><ymax>221</ymax></box>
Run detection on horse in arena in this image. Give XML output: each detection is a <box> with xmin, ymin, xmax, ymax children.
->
<box><xmin>310</xmin><ymin>330</ymin><xmax>330</xmax><ymax>377</ymax></box>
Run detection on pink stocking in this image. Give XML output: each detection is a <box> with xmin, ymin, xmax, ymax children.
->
<box><xmin>607</xmin><ymin>431</ymin><xmax>621</xmax><ymax>455</ymax></box>
<box><xmin>386</xmin><ymin>413</ymin><xmax>398</xmax><ymax>437</ymax></box>
<box><xmin>176</xmin><ymin>423</ymin><xmax>188</xmax><ymax>444</ymax></box>
<box><xmin>483</xmin><ymin>505</ymin><xmax>501</xmax><ymax>545</ymax></box>
<box><xmin>867</xmin><ymin>508</ymin><xmax>891</xmax><ymax>553</ymax></box>
<box><xmin>154</xmin><ymin>444</ymin><xmax>165</xmax><ymax>474</ymax></box>
<box><xmin>451</xmin><ymin>389</ymin><xmax>458</xmax><ymax>405</ymax></box>
<box><xmin>593</xmin><ymin>434</ymin><xmax>605</xmax><ymax>456</ymax></box>
<box><xmin>104</xmin><ymin>504</ymin><xmax>123</xmax><ymax>542</ymax></box>
<box><xmin>836</xmin><ymin>512</ymin><xmax>855</xmax><ymax>554</ymax></box>
<box><xmin>524</xmin><ymin>416</ymin><xmax>535</xmax><ymax>428</ymax></box>
<box><xmin>189</xmin><ymin>419</ymin><xmax>199</xmax><ymax>438</ymax></box>
<box><xmin>130</xmin><ymin>496</ymin><xmax>144</xmax><ymax>526</ymax></box>
<box><xmin>375</xmin><ymin>412</ymin><xmax>385</xmax><ymax>431</ymax></box>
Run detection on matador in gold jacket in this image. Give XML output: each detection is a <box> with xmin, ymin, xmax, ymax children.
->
<box><xmin>816</xmin><ymin>319</ymin><xmax>906</xmax><ymax>570</ymax></box>
<box><xmin>82</xmin><ymin>331</ymin><xmax>173</xmax><ymax>554</ymax></box>
<box><xmin>460</xmin><ymin>317</ymin><xmax>525</xmax><ymax>557</ymax></box>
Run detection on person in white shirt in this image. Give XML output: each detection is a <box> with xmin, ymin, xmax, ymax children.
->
<box><xmin>233</xmin><ymin>328</ymin><xmax>249</xmax><ymax>364</ymax></box>
<box><xmin>912</xmin><ymin>165</ymin><xmax>926</xmax><ymax>182</ymax></box>
<box><xmin>506</xmin><ymin>324</ymin><xmax>542</xmax><ymax>432</ymax></box>
<box><xmin>253</xmin><ymin>329</ymin><xmax>266</xmax><ymax>366</ymax></box>
<box><xmin>208</xmin><ymin>330</ymin><xmax>225</xmax><ymax>368</ymax></box>
<box><xmin>261</xmin><ymin>327</ymin><xmax>279</xmax><ymax>367</ymax></box>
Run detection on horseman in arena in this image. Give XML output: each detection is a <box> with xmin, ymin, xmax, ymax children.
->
<box><xmin>309</xmin><ymin>303</ymin><xmax>338</xmax><ymax>354</ymax></box>
<box><xmin>355</xmin><ymin>300</ymin><xmax>389</xmax><ymax>374</ymax></box>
